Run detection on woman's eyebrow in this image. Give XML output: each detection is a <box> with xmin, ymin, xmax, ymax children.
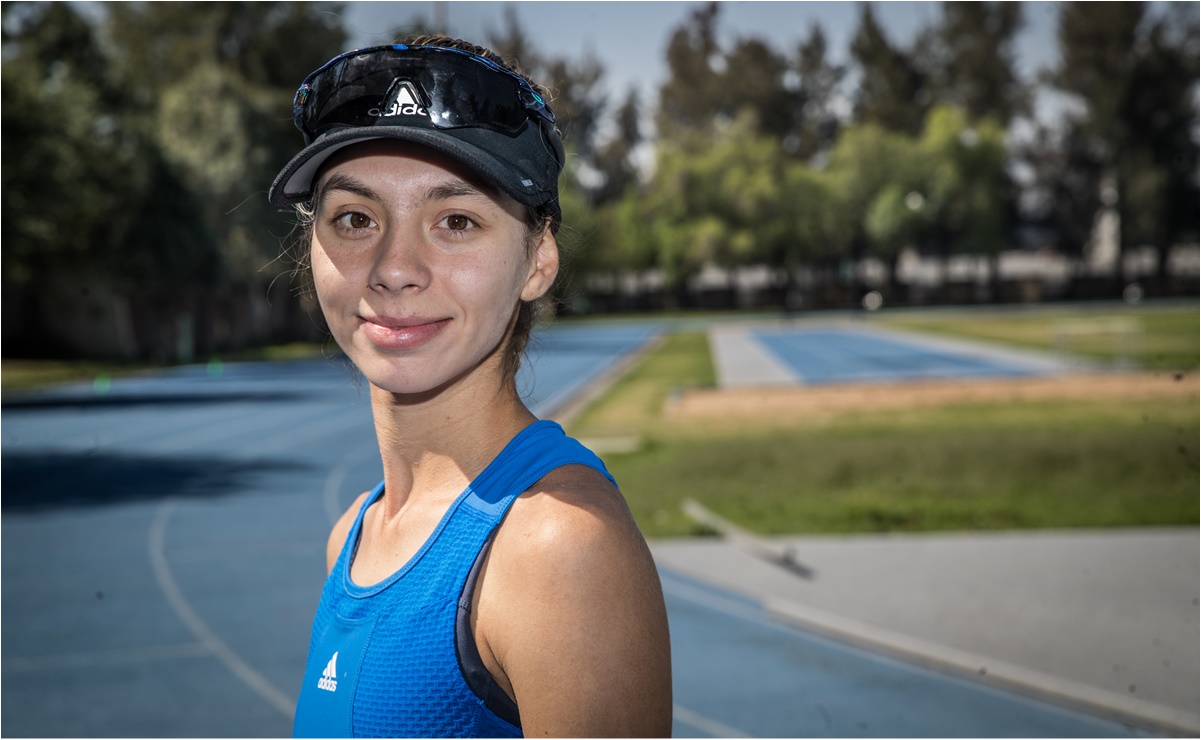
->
<box><xmin>316</xmin><ymin>172</ymin><xmax>498</xmax><ymax>207</ymax></box>
<box><xmin>316</xmin><ymin>173</ymin><xmax>380</xmax><ymax>204</ymax></box>
<box><xmin>423</xmin><ymin>180</ymin><xmax>493</xmax><ymax>204</ymax></box>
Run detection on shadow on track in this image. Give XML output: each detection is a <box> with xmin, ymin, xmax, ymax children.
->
<box><xmin>1</xmin><ymin>451</ymin><xmax>311</xmax><ymax>512</ymax></box>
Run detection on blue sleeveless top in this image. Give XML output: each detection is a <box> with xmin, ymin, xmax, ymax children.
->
<box><xmin>293</xmin><ymin>420</ymin><xmax>615</xmax><ymax>738</ymax></box>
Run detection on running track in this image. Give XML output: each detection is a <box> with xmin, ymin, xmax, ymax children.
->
<box><xmin>1</xmin><ymin>323</ymin><xmax>1142</xmax><ymax>737</ymax></box>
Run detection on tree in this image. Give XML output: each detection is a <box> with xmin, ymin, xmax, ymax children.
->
<box><xmin>487</xmin><ymin>8</ymin><xmax>608</xmax><ymax>185</ymax></box>
<box><xmin>103</xmin><ymin>2</ymin><xmax>347</xmax><ymax>286</ymax></box>
<box><xmin>0</xmin><ymin>3</ymin><xmax>213</xmax><ymax>294</ymax></box>
<box><xmin>1041</xmin><ymin>2</ymin><xmax>1199</xmax><ymax>290</ymax></box>
<box><xmin>639</xmin><ymin>114</ymin><xmax>832</xmax><ymax>303</ymax></box>
<box><xmin>917</xmin><ymin>2</ymin><xmax>1028</xmax><ymax>124</ymax></box>
<box><xmin>849</xmin><ymin>4</ymin><xmax>930</xmax><ymax>135</ymax></box>
<box><xmin>657</xmin><ymin>4</ymin><xmax>805</xmax><ymax>145</ymax></box>
<box><xmin>721</xmin><ymin>36</ymin><xmax>802</xmax><ymax>142</ymax></box>
<box><xmin>793</xmin><ymin>25</ymin><xmax>846</xmax><ymax>160</ymax></box>
<box><xmin>2</xmin><ymin>2</ymin><xmax>350</xmax><ymax>358</ymax></box>
<box><xmin>837</xmin><ymin>106</ymin><xmax>1008</xmax><ymax>300</ymax></box>
<box><xmin>590</xmin><ymin>89</ymin><xmax>644</xmax><ymax>207</ymax></box>
<box><xmin>657</xmin><ymin>2</ymin><xmax>723</xmax><ymax>137</ymax></box>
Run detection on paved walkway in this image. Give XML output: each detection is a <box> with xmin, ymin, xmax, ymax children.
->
<box><xmin>651</xmin><ymin>529</ymin><xmax>1199</xmax><ymax>735</ymax></box>
<box><xmin>694</xmin><ymin>319</ymin><xmax>1198</xmax><ymax>734</ymax></box>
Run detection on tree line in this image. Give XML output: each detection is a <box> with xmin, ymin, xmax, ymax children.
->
<box><xmin>2</xmin><ymin>2</ymin><xmax>1197</xmax><ymax>359</ymax></box>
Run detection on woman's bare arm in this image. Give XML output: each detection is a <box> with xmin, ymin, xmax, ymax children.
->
<box><xmin>476</xmin><ymin>465</ymin><xmax>673</xmax><ymax>737</ymax></box>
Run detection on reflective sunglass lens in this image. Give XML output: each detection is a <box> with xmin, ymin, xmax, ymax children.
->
<box><xmin>294</xmin><ymin>46</ymin><xmax>553</xmax><ymax>140</ymax></box>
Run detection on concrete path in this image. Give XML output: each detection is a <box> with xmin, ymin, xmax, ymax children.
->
<box><xmin>651</xmin><ymin>528</ymin><xmax>1199</xmax><ymax>735</ymax></box>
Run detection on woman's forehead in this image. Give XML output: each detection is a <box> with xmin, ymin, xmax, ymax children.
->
<box><xmin>317</xmin><ymin>140</ymin><xmax>500</xmax><ymax>199</ymax></box>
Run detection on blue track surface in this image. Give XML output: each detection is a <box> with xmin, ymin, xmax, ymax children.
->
<box><xmin>663</xmin><ymin>571</ymin><xmax>1143</xmax><ymax>738</ymax></box>
<box><xmin>518</xmin><ymin>324</ymin><xmax>662</xmax><ymax>415</ymax></box>
<box><xmin>754</xmin><ymin>327</ymin><xmax>1048</xmax><ymax>385</ymax></box>
<box><xmin>0</xmin><ymin>324</ymin><xmax>1153</xmax><ymax>737</ymax></box>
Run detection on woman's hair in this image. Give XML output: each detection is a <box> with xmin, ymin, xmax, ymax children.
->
<box><xmin>289</xmin><ymin>34</ymin><xmax>560</xmax><ymax>386</ymax></box>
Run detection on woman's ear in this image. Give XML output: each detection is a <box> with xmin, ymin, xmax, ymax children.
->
<box><xmin>521</xmin><ymin>226</ymin><xmax>560</xmax><ymax>302</ymax></box>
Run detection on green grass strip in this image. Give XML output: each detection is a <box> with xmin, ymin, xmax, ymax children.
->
<box><xmin>568</xmin><ymin>331</ymin><xmax>715</xmax><ymax>438</ymax></box>
<box><xmin>611</xmin><ymin>397</ymin><xmax>1197</xmax><ymax>536</ymax></box>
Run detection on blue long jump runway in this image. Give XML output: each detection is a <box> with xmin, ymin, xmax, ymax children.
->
<box><xmin>752</xmin><ymin>325</ymin><xmax>1055</xmax><ymax>385</ymax></box>
<box><xmin>1</xmin><ymin>322</ymin><xmax>1146</xmax><ymax>737</ymax></box>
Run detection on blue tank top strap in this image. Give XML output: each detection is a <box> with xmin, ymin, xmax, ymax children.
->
<box><xmin>329</xmin><ymin>479</ymin><xmax>385</xmax><ymax>578</ymax></box>
<box><xmin>462</xmin><ymin>420</ymin><xmax>614</xmax><ymax>522</ymax></box>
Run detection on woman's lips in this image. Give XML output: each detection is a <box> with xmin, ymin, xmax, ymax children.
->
<box><xmin>358</xmin><ymin>316</ymin><xmax>450</xmax><ymax>350</ymax></box>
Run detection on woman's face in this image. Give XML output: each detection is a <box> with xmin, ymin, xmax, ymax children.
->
<box><xmin>310</xmin><ymin>141</ymin><xmax>557</xmax><ymax>396</ymax></box>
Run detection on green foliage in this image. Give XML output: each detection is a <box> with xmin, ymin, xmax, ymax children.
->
<box><xmin>827</xmin><ymin>105</ymin><xmax>1010</xmax><ymax>261</ymax></box>
<box><xmin>0</xmin><ymin>1</ymin><xmax>354</xmax><ymax>362</ymax></box>
<box><xmin>0</xmin><ymin>4</ymin><xmax>214</xmax><ymax>293</ymax></box>
<box><xmin>2</xmin><ymin>1</ymin><xmax>346</xmax><ymax>356</ymax></box>
<box><xmin>641</xmin><ymin>120</ymin><xmax>819</xmax><ymax>285</ymax></box>
<box><xmin>824</xmin><ymin>122</ymin><xmax>915</xmax><ymax>258</ymax></box>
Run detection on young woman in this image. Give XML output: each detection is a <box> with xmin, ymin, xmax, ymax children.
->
<box><xmin>268</xmin><ymin>36</ymin><xmax>672</xmax><ymax>737</ymax></box>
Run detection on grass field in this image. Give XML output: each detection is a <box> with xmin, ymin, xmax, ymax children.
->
<box><xmin>569</xmin><ymin>309</ymin><xmax>1199</xmax><ymax>537</ymax></box>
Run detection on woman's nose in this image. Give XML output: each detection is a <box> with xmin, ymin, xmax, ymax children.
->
<box><xmin>368</xmin><ymin>226</ymin><xmax>432</xmax><ymax>294</ymax></box>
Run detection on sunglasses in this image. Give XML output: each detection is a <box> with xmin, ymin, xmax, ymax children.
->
<box><xmin>292</xmin><ymin>44</ymin><xmax>557</xmax><ymax>144</ymax></box>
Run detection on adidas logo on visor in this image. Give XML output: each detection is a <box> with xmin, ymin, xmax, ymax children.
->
<box><xmin>383</xmin><ymin>80</ymin><xmax>426</xmax><ymax>118</ymax></box>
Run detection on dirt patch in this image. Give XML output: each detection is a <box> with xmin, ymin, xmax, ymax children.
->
<box><xmin>666</xmin><ymin>372</ymin><xmax>1199</xmax><ymax>421</ymax></box>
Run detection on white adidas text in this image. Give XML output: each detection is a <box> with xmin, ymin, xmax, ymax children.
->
<box><xmin>318</xmin><ymin>652</ymin><xmax>338</xmax><ymax>692</ymax></box>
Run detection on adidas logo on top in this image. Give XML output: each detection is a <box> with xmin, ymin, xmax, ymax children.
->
<box><xmin>384</xmin><ymin>80</ymin><xmax>426</xmax><ymax>117</ymax></box>
<box><xmin>318</xmin><ymin>652</ymin><xmax>338</xmax><ymax>692</ymax></box>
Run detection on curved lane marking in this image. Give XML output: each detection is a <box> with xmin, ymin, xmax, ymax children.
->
<box><xmin>673</xmin><ymin>703</ymin><xmax>751</xmax><ymax>738</ymax></box>
<box><xmin>149</xmin><ymin>498</ymin><xmax>295</xmax><ymax>719</ymax></box>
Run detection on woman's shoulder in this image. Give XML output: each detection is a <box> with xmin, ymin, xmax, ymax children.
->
<box><xmin>506</xmin><ymin>463</ymin><xmax>638</xmax><ymax>549</ymax></box>
<box><xmin>477</xmin><ymin>462</ymin><xmax>673</xmax><ymax>735</ymax></box>
<box><xmin>486</xmin><ymin>461</ymin><xmax>656</xmax><ymax>597</ymax></box>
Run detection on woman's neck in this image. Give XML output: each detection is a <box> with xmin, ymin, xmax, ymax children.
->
<box><xmin>368</xmin><ymin>374</ymin><xmax>536</xmax><ymax>517</ymax></box>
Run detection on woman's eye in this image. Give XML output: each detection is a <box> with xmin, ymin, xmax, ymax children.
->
<box><xmin>443</xmin><ymin>214</ymin><xmax>474</xmax><ymax>231</ymax></box>
<box><xmin>335</xmin><ymin>212</ymin><xmax>376</xmax><ymax>230</ymax></box>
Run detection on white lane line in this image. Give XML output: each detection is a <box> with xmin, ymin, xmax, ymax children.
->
<box><xmin>3</xmin><ymin>643</ymin><xmax>210</xmax><ymax>673</ymax></box>
<box><xmin>673</xmin><ymin>703</ymin><xmax>752</xmax><ymax>738</ymax></box>
<box><xmin>148</xmin><ymin>498</ymin><xmax>294</xmax><ymax>719</ymax></box>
